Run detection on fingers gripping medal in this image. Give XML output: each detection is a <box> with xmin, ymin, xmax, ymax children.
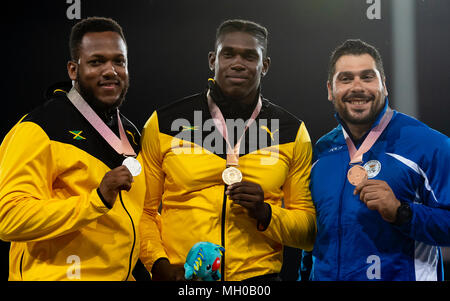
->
<box><xmin>122</xmin><ymin>157</ymin><xmax>142</xmax><ymax>177</ymax></box>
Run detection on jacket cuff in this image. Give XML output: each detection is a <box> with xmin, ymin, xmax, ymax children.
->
<box><xmin>96</xmin><ymin>188</ymin><xmax>112</xmax><ymax>210</ymax></box>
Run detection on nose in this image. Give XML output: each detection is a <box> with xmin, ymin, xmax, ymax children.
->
<box><xmin>350</xmin><ymin>77</ymin><xmax>364</xmax><ymax>92</ymax></box>
<box><xmin>230</xmin><ymin>55</ymin><xmax>246</xmax><ymax>71</ymax></box>
<box><xmin>102</xmin><ymin>62</ymin><xmax>118</xmax><ymax>77</ymax></box>
<box><xmin>231</xmin><ymin>63</ymin><xmax>245</xmax><ymax>71</ymax></box>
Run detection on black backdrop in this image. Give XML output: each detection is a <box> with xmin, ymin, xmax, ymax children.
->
<box><xmin>1</xmin><ymin>0</ymin><xmax>449</xmax><ymax>281</ymax></box>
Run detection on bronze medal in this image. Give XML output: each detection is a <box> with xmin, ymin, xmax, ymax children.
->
<box><xmin>347</xmin><ymin>165</ymin><xmax>368</xmax><ymax>186</ymax></box>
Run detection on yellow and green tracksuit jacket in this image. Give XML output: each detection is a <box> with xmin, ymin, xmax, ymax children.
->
<box><xmin>0</xmin><ymin>89</ymin><xmax>145</xmax><ymax>280</ymax></box>
<box><xmin>139</xmin><ymin>91</ymin><xmax>316</xmax><ymax>281</ymax></box>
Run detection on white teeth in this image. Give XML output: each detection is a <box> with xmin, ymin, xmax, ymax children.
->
<box><xmin>349</xmin><ymin>100</ymin><xmax>367</xmax><ymax>105</ymax></box>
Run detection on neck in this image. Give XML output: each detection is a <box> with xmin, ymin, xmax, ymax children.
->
<box><xmin>210</xmin><ymin>83</ymin><xmax>259</xmax><ymax>120</ymax></box>
<box><xmin>235</xmin><ymin>89</ymin><xmax>258</xmax><ymax>106</ymax></box>
<box><xmin>347</xmin><ymin>123</ymin><xmax>371</xmax><ymax>142</ymax></box>
<box><xmin>74</xmin><ymin>83</ymin><xmax>116</xmax><ymax>123</ymax></box>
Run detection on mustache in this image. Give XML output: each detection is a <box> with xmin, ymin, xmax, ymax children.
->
<box><xmin>343</xmin><ymin>93</ymin><xmax>374</xmax><ymax>102</ymax></box>
<box><xmin>76</xmin><ymin>72</ymin><xmax>129</xmax><ymax>111</ymax></box>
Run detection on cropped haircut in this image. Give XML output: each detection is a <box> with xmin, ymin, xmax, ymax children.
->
<box><xmin>215</xmin><ymin>19</ymin><xmax>269</xmax><ymax>57</ymax></box>
<box><xmin>328</xmin><ymin>39</ymin><xmax>385</xmax><ymax>85</ymax></box>
<box><xmin>69</xmin><ymin>16</ymin><xmax>126</xmax><ymax>61</ymax></box>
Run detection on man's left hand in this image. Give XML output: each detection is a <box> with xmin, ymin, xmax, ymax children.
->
<box><xmin>226</xmin><ymin>181</ymin><xmax>270</xmax><ymax>227</ymax></box>
<box><xmin>354</xmin><ymin>179</ymin><xmax>401</xmax><ymax>223</ymax></box>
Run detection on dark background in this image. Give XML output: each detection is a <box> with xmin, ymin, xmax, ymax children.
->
<box><xmin>0</xmin><ymin>0</ymin><xmax>448</xmax><ymax>281</ymax></box>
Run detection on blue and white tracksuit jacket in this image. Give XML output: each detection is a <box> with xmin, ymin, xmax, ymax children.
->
<box><xmin>303</xmin><ymin>100</ymin><xmax>450</xmax><ymax>281</ymax></box>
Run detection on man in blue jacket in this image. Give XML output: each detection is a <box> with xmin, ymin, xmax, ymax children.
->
<box><xmin>301</xmin><ymin>39</ymin><xmax>450</xmax><ymax>281</ymax></box>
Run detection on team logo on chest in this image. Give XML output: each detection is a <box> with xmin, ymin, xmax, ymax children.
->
<box><xmin>364</xmin><ymin>160</ymin><xmax>381</xmax><ymax>178</ymax></box>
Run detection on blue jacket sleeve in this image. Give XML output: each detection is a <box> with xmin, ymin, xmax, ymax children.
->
<box><xmin>397</xmin><ymin>136</ymin><xmax>450</xmax><ymax>246</ymax></box>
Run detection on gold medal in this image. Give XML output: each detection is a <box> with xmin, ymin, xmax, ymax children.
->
<box><xmin>347</xmin><ymin>165</ymin><xmax>368</xmax><ymax>186</ymax></box>
<box><xmin>222</xmin><ymin>167</ymin><xmax>242</xmax><ymax>185</ymax></box>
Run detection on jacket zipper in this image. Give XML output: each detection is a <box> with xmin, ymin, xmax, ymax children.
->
<box><xmin>19</xmin><ymin>250</ymin><xmax>24</xmax><ymax>280</ymax></box>
<box><xmin>220</xmin><ymin>185</ymin><xmax>228</xmax><ymax>281</ymax></box>
<box><xmin>119</xmin><ymin>191</ymin><xmax>136</xmax><ymax>281</ymax></box>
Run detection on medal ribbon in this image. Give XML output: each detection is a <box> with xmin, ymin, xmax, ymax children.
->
<box><xmin>342</xmin><ymin>107</ymin><xmax>393</xmax><ymax>164</ymax></box>
<box><xmin>67</xmin><ymin>87</ymin><xmax>136</xmax><ymax>157</ymax></box>
<box><xmin>207</xmin><ymin>90</ymin><xmax>262</xmax><ymax>167</ymax></box>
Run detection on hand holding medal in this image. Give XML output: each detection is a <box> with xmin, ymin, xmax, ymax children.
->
<box><xmin>98</xmin><ymin>165</ymin><xmax>134</xmax><ymax>207</ymax></box>
<box><xmin>207</xmin><ymin>89</ymin><xmax>270</xmax><ymax>228</ymax></box>
<box><xmin>226</xmin><ymin>181</ymin><xmax>270</xmax><ymax>229</ymax></box>
<box><xmin>343</xmin><ymin>108</ymin><xmax>401</xmax><ymax>222</ymax></box>
<box><xmin>67</xmin><ymin>88</ymin><xmax>141</xmax><ymax>207</ymax></box>
<box><xmin>353</xmin><ymin>179</ymin><xmax>401</xmax><ymax>223</ymax></box>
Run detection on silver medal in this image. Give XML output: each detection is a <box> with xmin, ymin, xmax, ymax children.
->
<box><xmin>122</xmin><ymin>157</ymin><xmax>142</xmax><ymax>177</ymax></box>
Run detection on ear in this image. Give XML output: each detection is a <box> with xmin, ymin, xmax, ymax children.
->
<box><xmin>208</xmin><ymin>51</ymin><xmax>216</xmax><ymax>72</ymax></box>
<box><xmin>382</xmin><ymin>79</ymin><xmax>388</xmax><ymax>96</ymax></box>
<box><xmin>327</xmin><ymin>81</ymin><xmax>333</xmax><ymax>101</ymax></box>
<box><xmin>67</xmin><ymin>60</ymin><xmax>78</xmax><ymax>81</ymax></box>
<box><xmin>261</xmin><ymin>56</ymin><xmax>271</xmax><ymax>77</ymax></box>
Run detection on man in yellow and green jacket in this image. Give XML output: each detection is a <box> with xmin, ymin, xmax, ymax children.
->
<box><xmin>0</xmin><ymin>17</ymin><xmax>146</xmax><ymax>280</ymax></box>
<box><xmin>139</xmin><ymin>19</ymin><xmax>316</xmax><ymax>281</ymax></box>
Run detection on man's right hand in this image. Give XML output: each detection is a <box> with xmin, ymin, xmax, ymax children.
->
<box><xmin>98</xmin><ymin>165</ymin><xmax>133</xmax><ymax>207</ymax></box>
<box><xmin>151</xmin><ymin>258</ymin><xmax>186</xmax><ymax>281</ymax></box>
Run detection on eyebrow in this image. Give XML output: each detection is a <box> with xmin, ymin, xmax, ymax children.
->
<box><xmin>87</xmin><ymin>53</ymin><xmax>126</xmax><ymax>59</ymax></box>
<box><xmin>337</xmin><ymin>69</ymin><xmax>377</xmax><ymax>78</ymax></box>
<box><xmin>360</xmin><ymin>69</ymin><xmax>377</xmax><ymax>75</ymax></box>
<box><xmin>220</xmin><ymin>46</ymin><xmax>259</xmax><ymax>55</ymax></box>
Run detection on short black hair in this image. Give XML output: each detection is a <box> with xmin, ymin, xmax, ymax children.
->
<box><xmin>215</xmin><ymin>19</ymin><xmax>269</xmax><ymax>57</ymax></box>
<box><xmin>328</xmin><ymin>39</ymin><xmax>385</xmax><ymax>85</ymax></box>
<box><xmin>69</xmin><ymin>16</ymin><xmax>126</xmax><ymax>61</ymax></box>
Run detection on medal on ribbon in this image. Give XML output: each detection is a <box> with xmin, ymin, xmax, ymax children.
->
<box><xmin>343</xmin><ymin>108</ymin><xmax>393</xmax><ymax>186</ymax></box>
<box><xmin>206</xmin><ymin>89</ymin><xmax>262</xmax><ymax>185</ymax></box>
<box><xmin>67</xmin><ymin>88</ymin><xmax>141</xmax><ymax>176</ymax></box>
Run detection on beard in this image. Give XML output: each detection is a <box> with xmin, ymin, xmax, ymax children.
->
<box><xmin>333</xmin><ymin>92</ymin><xmax>385</xmax><ymax>125</ymax></box>
<box><xmin>76</xmin><ymin>71</ymin><xmax>129</xmax><ymax>115</ymax></box>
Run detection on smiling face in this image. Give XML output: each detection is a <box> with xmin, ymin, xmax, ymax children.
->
<box><xmin>208</xmin><ymin>31</ymin><xmax>270</xmax><ymax>105</ymax></box>
<box><xmin>328</xmin><ymin>54</ymin><xmax>388</xmax><ymax>129</ymax></box>
<box><xmin>67</xmin><ymin>31</ymin><xmax>129</xmax><ymax>111</ymax></box>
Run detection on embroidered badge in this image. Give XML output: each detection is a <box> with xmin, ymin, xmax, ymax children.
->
<box><xmin>69</xmin><ymin>130</ymin><xmax>86</xmax><ymax>140</ymax></box>
<box><xmin>364</xmin><ymin>160</ymin><xmax>381</xmax><ymax>178</ymax></box>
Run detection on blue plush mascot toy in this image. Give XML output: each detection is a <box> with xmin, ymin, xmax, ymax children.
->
<box><xmin>184</xmin><ymin>242</ymin><xmax>225</xmax><ymax>281</ymax></box>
